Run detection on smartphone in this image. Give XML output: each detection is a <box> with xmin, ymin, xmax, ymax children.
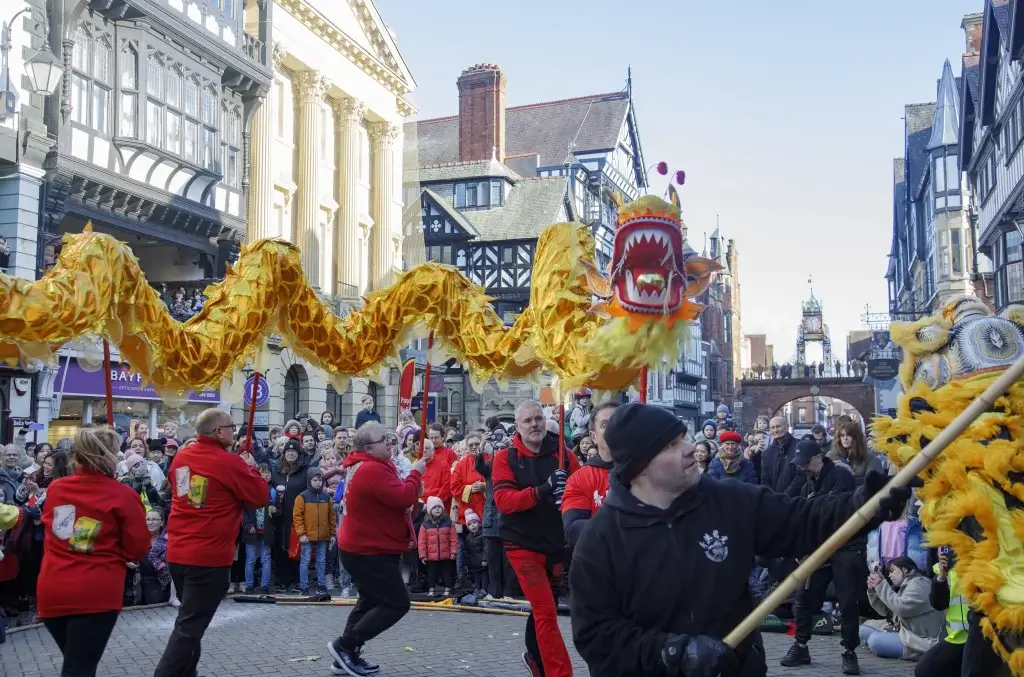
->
<box><xmin>938</xmin><ymin>546</ymin><xmax>949</xmax><ymax>556</ymax></box>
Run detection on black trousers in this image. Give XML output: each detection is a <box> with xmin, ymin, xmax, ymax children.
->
<box><xmin>339</xmin><ymin>551</ymin><xmax>411</xmax><ymax>650</ymax></box>
<box><xmin>153</xmin><ymin>564</ymin><xmax>230</xmax><ymax>677</ymax></box>
<box><xmin>794</xmin><ymin>551</ymin><xmax>864</xmax><ymax>650</ymax></box>
<box><xmin>425</xmin><ymin>560</ymin><xmax>455</xmax><ymax>589</ymax></box>
<box><xmin>963</xmin><ymin>612</ymin><xmax>1010</xmax><ymax>677</ymax></box>
<box><xmin>43</xmin><ymin>610</ymin><xmax>119</xmax><ymax>677</ymax></box>
<box><xmin>915</xmin><ymin>640</ymin><xmax>963</xmax><ymax>677</ymax></box>
<box><xmin>485</xmin><ymin>537</ymin><xmax>519</xmax><ymax>598</ymax></box>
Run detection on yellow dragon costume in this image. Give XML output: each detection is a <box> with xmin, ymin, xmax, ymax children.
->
<box><xmin>0</xmin><ymin>186</ymin><xmax>718</xmax><ymax>399</ymax></box>
<box><xmin>872</xmin><ymin>296</ymin><xmax>1024</xmax><ymax>674</ymax></box>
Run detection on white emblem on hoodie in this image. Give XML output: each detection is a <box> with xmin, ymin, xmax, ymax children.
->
<box><xmin>700</xmin><ymin>530</ymin><xmax>729</xmax><ymax>563</ymax></box>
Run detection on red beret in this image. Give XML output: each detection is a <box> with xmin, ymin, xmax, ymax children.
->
<box><xmin>719</xmin><ymin>431</ymin><xmax>743</xmax><ymax>444</ymax></box>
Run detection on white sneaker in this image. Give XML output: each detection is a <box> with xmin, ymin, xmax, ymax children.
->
<box><xmin>443</xmin><ymin>587</ymin><xmax>451</xmax><ymax>596</ymax></box>
<box><xmin>168</xmin><ymin>597</ymin><xmax>181</xmax><ymax>608</ymax></box>
<box><xmin>427</xmin><ymin>587</ymin><xmax>435</xmax><ymax>596</ymax></box>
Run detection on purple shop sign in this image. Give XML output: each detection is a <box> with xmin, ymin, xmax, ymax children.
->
<box><xmin>54</xmin><ymin>359</ymin><xmax>220</xmax><ymax>403</ymax></box>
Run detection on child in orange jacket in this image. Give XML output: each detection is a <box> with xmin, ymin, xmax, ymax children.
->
<box><xmin>417</xmin><ymin>496</ymin><xmax>457</xmax><ymax>596</ymax></box>
<box><xmin>292</xmin><ymin>468</ymin><xmax>337</xmax><ymax>594</ymax></box>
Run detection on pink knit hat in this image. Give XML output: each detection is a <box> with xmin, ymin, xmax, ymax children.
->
<box><xmin>464</xmin><ymin>509</ymin><xmax>481</xmax><ymax>525</ymax></box>
<box><xmin>425</xmin><ymin>496</ymin><xmax>444</xmax><ymax>513</ymax></box>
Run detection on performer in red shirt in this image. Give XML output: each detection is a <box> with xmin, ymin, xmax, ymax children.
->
<box><xmin>154</xmin><ymin>408</ymin><xmax>268</xmax><ymax>677</ymax></box>
<box><xmin>561</xmin><ymin>402</ymin><xmax>619</xmax><ymax>547</ymax></box>
<box><xmin>37</xmin><ymin>426</ymin><xmax>150</xmax><ymax>677</ymax></box>
<box><xmin>330</xmin><ymin>421</ymin><xmax>426</xmax><ymax>676</ymax></box>
<box><xmin>493</xmin><ymin>400</ymin><xmax>580</xmax><ymax>677</ymax></box>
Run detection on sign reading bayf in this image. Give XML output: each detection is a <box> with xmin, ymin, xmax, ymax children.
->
<box><xmin>53</xmin><ymin>359</ymin><xmax>220</xmax><ymax>403</ymax></box>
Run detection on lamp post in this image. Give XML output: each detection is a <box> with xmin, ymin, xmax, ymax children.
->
<box><xmin>0</xmin><ymin>4</ymin><xmax>64</xmax><ymax>121</ymax></box>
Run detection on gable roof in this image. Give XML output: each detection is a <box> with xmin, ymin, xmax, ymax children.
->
<box><xmin>980</xmin><ymin>0</ymin><xmax>1003</xmax><ymax>126</ymax></box>
<box><xmin>422</xmin><ymin>188</ymin><xmax>479</xmax><ymax>237</ymax></box>
<box><xmin>354</xmin><ymin>0</ymin><xmax>416</xmax><ymax>92</ymax></box>
<box><xmin>407</xmin><ymin>92</ymin><xmax>631</xmax><ymax>170</ymax></box>
<box><xmin>462</xmin><ymin>177</ymin><xmax>568</xmax><ymax>241</ymax></box>
<box><xmin>960</xmin><ymin>55</ymin><xmax>981</xmax><ymax>167</ymax></box>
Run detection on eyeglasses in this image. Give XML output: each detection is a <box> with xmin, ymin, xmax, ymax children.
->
<box><xmin>368</xmin><ymin>437</ymin><xmax>387</xmax><ymax>446</ymax></box>
<box><xmin>216</xmin><ymin>424</ymin><xmax>236</xmax><ymax>432</ymax></box>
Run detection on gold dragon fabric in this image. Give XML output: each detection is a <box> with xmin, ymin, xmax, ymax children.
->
<box><xmin>0</xmin><ymin>191</ymin><xmax>719</xmax><ymax>400</ymax></box>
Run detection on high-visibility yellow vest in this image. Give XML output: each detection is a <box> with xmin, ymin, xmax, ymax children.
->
<box><xmin>933</xmin><ymin>562</ymin><xmax>968</xmax><ymax>644</ymax></box>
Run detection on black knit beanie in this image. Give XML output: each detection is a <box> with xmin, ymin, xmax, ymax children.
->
<box><xmin>606</xmin><ymin>403</ymin><xmax>688</xmax><ymax>482</ymax></box>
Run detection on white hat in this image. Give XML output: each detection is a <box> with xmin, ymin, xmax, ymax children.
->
<box><xmin>426</xmin><ymin>496</ymin><xmax>444</xmax><ymax>513</ymax></box>
<box><xmin>465</xmin><ymin>509</ymin><xmax>481</xmax><ymax>525</ymax></box>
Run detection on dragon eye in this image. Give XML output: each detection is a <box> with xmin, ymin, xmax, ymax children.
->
<box><xmin>909</xmin><ymin>397</ymin><xmax>935</xmax><ymax>414</ymax></box>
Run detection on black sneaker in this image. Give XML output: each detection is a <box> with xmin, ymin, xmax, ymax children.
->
<box><xmin>332</xmin><ymin>660</ymin><xmax>379</xmax><ymax>676</ymax></box>
<box><xmin>327</xmin><ymin>639</ymin><xmax>368</xmax><ymax>677</ymax></box>
<box><xmin>841</xmin><ymin>650</ymin><xmax>860</xmax><ymax>675</ymax></box>
<box><xmin>254</xmin><ymin>586</ymin><xmax>269</xmax><ymax>595</ymax></box>
<box><xmin>780</xmin><ymin>641</ymin><xmax>811</xmax><ymax>667</ymax></box>
<box><xmin>521</xmin><ymin>651</ymin><xmax>543</xmax><ymax>677</ymax></box>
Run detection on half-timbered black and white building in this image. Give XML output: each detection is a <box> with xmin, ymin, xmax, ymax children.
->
<box><xmin>30</xmin><ymin>0</ymin><xmax>272</xmax><ymax>436</ymax></box>
<box><xmin>403</xmin><ymin>64</ymin><xmax>648</xmax><ymax>426</ymax></box>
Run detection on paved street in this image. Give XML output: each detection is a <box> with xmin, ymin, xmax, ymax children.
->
<box><xmin>2</xmin><ymin>603</ymin><xmax>917</xmax><ymax>676</ymax></box>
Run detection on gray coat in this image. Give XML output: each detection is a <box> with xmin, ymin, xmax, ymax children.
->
<box><xmin>868</xmin><ymin>572</ymin><xmax>944</xmax><ymax>659</ymax></box>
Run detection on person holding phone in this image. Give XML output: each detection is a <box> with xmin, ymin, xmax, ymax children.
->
<box><xmin>914</xmin><ymin>547</ymin><xmax>970</xmax><ymax>677</ymax></box>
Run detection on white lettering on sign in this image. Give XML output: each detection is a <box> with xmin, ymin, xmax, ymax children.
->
<box><xmin>111</xmin><ymin>368</ymin><xmax>143</xmax><ymax>383</ymax></box>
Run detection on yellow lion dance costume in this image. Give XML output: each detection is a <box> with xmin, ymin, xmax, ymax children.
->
<box><xmin>872</xmin><ymin>296</ymin><xmax>1024</xmax><ymax>674</ymax></box>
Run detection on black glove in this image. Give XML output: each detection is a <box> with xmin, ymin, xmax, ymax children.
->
<box><xmin>661</xmin><ymin>634</ymin><xmax>738</xmax><ymax>677</ymax></box>
<box><xmin>861</xmin><ymin>469</ymin><xmax>921</xmax><ymax>522</ymax></box>
<box><xmin>22</xmin><ymin>505</ymin><xmax>41</xmax><ymax>521</ymax></box>
<box><xmin>537</xmin><ymin>469</ymin><xmax>568</xmax><ymax>504</ymax></box>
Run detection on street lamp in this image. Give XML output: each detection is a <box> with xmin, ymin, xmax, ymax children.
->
<box><xmin>0</xmin><ymin>5</ymin><xmax>64</xmax><ymax>120</ymax></box>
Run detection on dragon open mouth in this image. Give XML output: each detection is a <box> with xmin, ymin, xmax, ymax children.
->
<box><xmin>612</xmin><ymin>222</ymin><xmax>684</xmax><ymax>314</ymax></box>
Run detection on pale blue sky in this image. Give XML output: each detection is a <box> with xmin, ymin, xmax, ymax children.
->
<box><xmin>376</xmin><ymin>0</ymin><xmax>979</xmax><ymax>363</ymax></box>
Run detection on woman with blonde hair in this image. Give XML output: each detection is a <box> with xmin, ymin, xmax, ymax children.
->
<box><xmin>36</xmin><ymin>426</ymin><xmax>151</xmax><ymax>676</ymax></box>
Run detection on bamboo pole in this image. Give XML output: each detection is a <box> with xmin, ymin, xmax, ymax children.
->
<box><xmin>724</xmin><ymin>355</ymin><xmax>1024</xmax><ymax>648</ymax></box>
<box><xmin>273</xmin><ymin>599</ymin><xmax>529</xmax><ymax>617</ymax></box>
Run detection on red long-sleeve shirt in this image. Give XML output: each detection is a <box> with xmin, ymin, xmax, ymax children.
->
<box><xmin>37</xmin><ymin>468</ymin><xmax>151</xmax><ymax>618</ymax></box>
<box><xmin>339</xmin><ymin>451</ymin><xmax>423</xmax><ymax>555</ymax></box>
<box><xmin>421</xmin><ymin>454</ymin><xmax>452</xmax><ymax>512</ymax></box>
<box><xmin>166</xmin><ymin>436</ymin><xmax>268</xmax><ymax>567</ymax></box>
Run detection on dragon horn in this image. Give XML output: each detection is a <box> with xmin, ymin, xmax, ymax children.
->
<box><xmin>668</xmin><ymin>185</ymin><xmax>681</xmax><ymax>211</ymax></box>
<box><xmin>604</xmin><ymin>188</ymin><xmax>625</xmax><ymax>211</ymax></box>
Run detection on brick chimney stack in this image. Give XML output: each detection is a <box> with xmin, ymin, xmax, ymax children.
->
<box><xmin>962</xmin><ymin>13</ymin><xmax>984</xmax><ymax>56</ymax></box>
<box><xmin>457</xmin><ymin>64</ymin><xmax>506</xmax><ymax>163</ymax></box>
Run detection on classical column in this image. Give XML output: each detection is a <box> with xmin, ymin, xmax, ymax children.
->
<box><xmin>368</xmin><ymin>121</ymin><xmax>400</xmax><ymax>290</ymax></box>
<box><xmin>246</xmin><ymin>95</ymin><xmax>274</xmax><ymax>242</ymax></box>
<box><xmin>293</xmin><ymin>70</ymin><xmax>328</xmax><ymax>288</ymax></box>
<box><xmin>332</xmin><ymin>97</ymin><xmax>365</xmax><ymax>298</ymax></box>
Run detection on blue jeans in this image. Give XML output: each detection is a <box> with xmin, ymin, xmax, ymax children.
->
<box><xmin>244</xmin><ymin>541</ymin><xmax>272</xmax><ymax>590</ymax></box>
<box><xmin>859</xmin><ymin>625</ymin><xmax>905</xmax><ymax>659</ymax></box>
<box><xmin>300</xmin><ymin>540</ymin><xmax>328</xmax><ymax>591</ymax></box>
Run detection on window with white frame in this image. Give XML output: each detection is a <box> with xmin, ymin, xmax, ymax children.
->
<box><xmin>933</xmin><ymin>150</ymin><xmax>961</xmax><ymax>211</ymax></box>
<box><xmin>69</xmin><ymin>25</ymin><xmax>112</xmax><ymax>136</ymax></box>
<box><xmin>222</xmin><ymin>104</ymin><xmax>241</xmax><ymax>188</ymax></box>
<box><xmin>119</xmin><ymin>45</ymin><xmax>138</xmax><ymax>137</ymax></box>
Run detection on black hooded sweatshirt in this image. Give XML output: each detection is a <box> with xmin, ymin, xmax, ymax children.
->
<box><xmin>569</xmin><ymin>471</ymin><xmax>871</xmax><ymax>677</ymax></box>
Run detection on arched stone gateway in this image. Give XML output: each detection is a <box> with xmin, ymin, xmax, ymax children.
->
<box><xmin>736</xmin><ymin>377</ymin><xmax>875</xmax><ymax>430</ymax></box>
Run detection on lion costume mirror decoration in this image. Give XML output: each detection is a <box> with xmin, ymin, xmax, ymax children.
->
<box><xmin>872</xmin><ymin>296</ymin><xmax>1024</xmax><ymax>674</ymax></box>
<box><xmin>0</xmin><ymin>186</ymin><xmax>719</xmax><ymax>399</ymax></box>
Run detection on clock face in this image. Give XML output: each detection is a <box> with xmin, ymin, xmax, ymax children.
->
<box><xmin>804</xmin><ymin>316</ymin><xmax>822</xmax><ymax>332</ymax></box>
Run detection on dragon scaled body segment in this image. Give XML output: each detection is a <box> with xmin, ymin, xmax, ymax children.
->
<box><xmin>872</xmin><ymin>296</ymin><xmax>1024</xmax><ymax>675</ymax></box>
<box><xmin>0</xmin><ymin>190</ymin><xmax>716</xmax><ymax>396</ymax></box>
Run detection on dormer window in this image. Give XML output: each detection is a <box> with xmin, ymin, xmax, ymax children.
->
<box><xmin>454</xmin><ymin>179</ymin><xmax>503</xmax><ymax>209</ymax></box>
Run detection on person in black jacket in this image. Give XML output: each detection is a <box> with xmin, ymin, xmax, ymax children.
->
<box><xmin>569</xmin><ymin>403</ymin><xmax>912</xmax><ymax>677</ymax></box>
<box><xmin>760</xmin><ymin>417</ymin><xmax>803</xmax><ymax>497</ymax></box>
<box><xmin>780</xmin><ymin>440</ymin><xmax>865</xmax><ymax>674</ymax></box>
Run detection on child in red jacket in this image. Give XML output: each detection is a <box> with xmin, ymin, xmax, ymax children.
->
<box><xmin>417</xmin><ymin>496</ymin><xmax>457</xmax><ymax>596</ymax></box>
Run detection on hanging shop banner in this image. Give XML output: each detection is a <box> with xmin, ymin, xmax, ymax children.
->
<box><xmin>866</xmin><ymin>358</ymin><xmax>900</xmax><ymax>382</ymax></box>
<box><xmin>398</xmin><ymin>360</ymin><xmax>415</xmax><ymax>411</ymax></box>
<box><xmin>54</xmin><ymin>359</ymin><xmax>220</xmax><ymax>403</ymax></box>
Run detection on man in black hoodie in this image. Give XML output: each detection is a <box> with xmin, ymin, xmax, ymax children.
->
<box><xmin>569</xmin><ymin>403</ymin><xmax>912</xmax><ymax>677</ymax></box>
<box><xmin>780</xmin><ymin>440</ymin><xmax>864</xmax><ymax>674</ymax></box>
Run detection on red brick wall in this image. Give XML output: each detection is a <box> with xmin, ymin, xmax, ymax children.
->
<box><xmin>457</xmin><ymin>64</ymin><xmax>507</xmax><ymax>162</ymax></box>
<box><xmin>735</xmin><ymin>379</ymin><xmax>875</xmax><ymax>431</ymax></box>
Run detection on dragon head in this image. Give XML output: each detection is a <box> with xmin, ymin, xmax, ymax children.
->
<box><xmin>581</xmin><ymin>185</ymin><xmax>721</xmax><ymax>332</ymax></box>
<box><xmin>872</xmin><ymin>296</ymin><xmax>1024</xmax><ymax>672</ymax></box>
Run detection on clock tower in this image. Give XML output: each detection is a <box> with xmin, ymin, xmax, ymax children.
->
<box><xmin>797</xmin><ymin>276</ymin><xmax>832</xmax><ymax>370</ymax></box>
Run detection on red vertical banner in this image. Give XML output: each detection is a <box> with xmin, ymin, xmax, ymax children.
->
<box><xmin>639</xmin><ymin>366</ymin><xmax>648</xmax><ymax>403</ymax></box>
<box><xmin>398</xmin><ymin>359</ymin><xmax>415</xmax><ymax>412</ymax></box>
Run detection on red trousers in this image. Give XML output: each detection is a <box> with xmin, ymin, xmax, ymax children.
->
<box><xmin>505</xmin><ymin>547</ymin><xmax>573</xmax><ymax>677</ymax></box>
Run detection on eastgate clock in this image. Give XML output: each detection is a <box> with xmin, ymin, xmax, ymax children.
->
<box><xmin>803</xmin><ymin>316</ymin><xmax>822</xmax><ymax>332</ymax></box>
